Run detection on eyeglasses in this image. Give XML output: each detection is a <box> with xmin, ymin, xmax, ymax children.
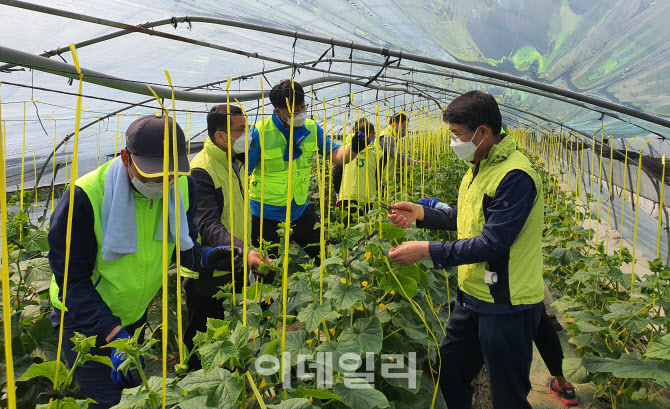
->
<box><xmin>450</xmin><ymin>128</ymin><xmax>476</xmax><ymax>141</ymax></box>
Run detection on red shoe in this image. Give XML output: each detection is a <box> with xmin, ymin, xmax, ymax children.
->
<box><xmin>550</xmin><ymin>378</ymin><xmax>579</xmax><ymax>406</ymax></box>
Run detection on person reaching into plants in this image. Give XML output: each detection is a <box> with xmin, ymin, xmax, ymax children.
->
<box><xmin>338</xmin><ymin>119</ymin><xmax>378</xmax><ymax>224</ymax></box>
<box><xmin>48</xmin><ymin>115</ymin><xmax>242</xmax><ymax>409</ymax></box>
<box><xmin>387</xmin><ymin>90</ymin><xmax>546</xmax><ymax>409</ymax></box>
<box><xmin>414</xmin><ymin>198</ymin><xmax>579</xmax><ymax>406</ymax></box>
<box><xmin>245</xmin><ymin>79</ymin><xmax>367</xmax><ymax>262</ymax></box>
<box><xmin>184</xmin><ymin>104</ymin><xmax>272</xmax><ymax>371</ymax></box>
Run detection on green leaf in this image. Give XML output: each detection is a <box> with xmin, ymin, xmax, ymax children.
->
<box><xmin>316</xmin><ymin>339</ymin><xmax>361</xmax><ymax>373</ymax></box>
<box><xmin>23</xmin><ymin>230</ymin><xmax>49</xmax><ymax>252</ymax></box>
<box><xmin>333</xmin><ymin>382</ymin><xmax>390</xmax><ymax>409</ymax></box>
<box><xmin>380</xmin><ymin>273</ymin><xmax>418</xmax><ymax>299</ymax></box>
<box><xmin>297</xmin><ymin>303</ymin><xmax>340</xmax><ymax>332</ymax></box>
<box><xmin>562</xmin><ymin>358</ymin><xmax>590</xmax><ymax>384</ymax></box>
<box><xmin>293</xmin><ymin>385</ymin><xmax>339</xmax><ymax>400</ymax></box>
<box><xmin>325</xmin><ymin>282</ymin><xmax>366</xmax><ymax>309</ymax></box>
<box><xmin>380</xmin><ymin>222</ymin><xmax>407</xmax><ymax>243</ymax></box>
<box><xmin>582</xmin><ymin>353</ymin><xmax>670</xmax><ymax>383</ymax></box>
<box><xmin>603</xmin><ymin>302</ymin><xmax>643</xmax><ymax>321</ymax></box>
<box><xmin>198</xmin><ymin>341</ymin><xmax>237</xmax><ymax>374</ymax></box>
<box><xmin>179</xmin><ymin>367</ymin><xmax>243</xmax><ymax>406</ymax></box>
<box><xmin>267</xmin><ymin>398</ymin><xmax>313</xmax><ymax>409</ymax></box>
<box><xmin>340</xmin><ymin>316</ymin><xmax>383</xmax><ymax>354</ymax></box>
<box><xmin>229</xmin><ymin>323</ymin><xmax>252</xmax><ymax>359</ymax></box>
<box><xmin>646</xmin><ymin>334</ymin><xmax>670</xmax><ymax>360</ymax></box>
<box><xmin>566</xmin><ymin>320</ymin><xmax>606</xmax><ymax>333</ymax></box>
<box><xmin>284</xmin><ymin>330</ymin><xmax>312</xmax><ymax>366</ymax></box>
<box><xmin>19</xmin><ymin>361</ymin><xmax>69</xmax><ymax>388</ymax></box>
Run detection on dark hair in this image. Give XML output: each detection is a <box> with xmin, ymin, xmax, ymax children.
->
<box><xmin>443</xmin><ymin>91</ymin><xmax>501</xmax><ymax>134</ymax></box>
<box><xmin>269</xmin><ymin>79</ymin><xmax>305</xmax><ymax>110</ymax></box>
<box><xmin>207</xmin><ymin>105</ymin><xmax>244</xmax><ymax>140</ymax></box>
<box><xmin>353</xmin><ymin>118</ymin><xmax>375</xmax><ymax>135</ymax></box>
<box><xmin>389</xmin><ymin>113</ymin><xmax>407</xmax><ymax>125</ymax></box>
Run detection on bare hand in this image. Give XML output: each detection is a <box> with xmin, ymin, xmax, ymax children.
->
<box><xmin>388</xmin><ymin>241</ymin><xmax>430</xmax><ymax>266</ymax></box>
<box><xmin>247</xmin><ymin>250</ymin><xmax>271</xmax><ymax>269</ymax></box>
<box><xmin>388</xmin><ymin>202</ymin><xmax>424</xmax><ymax>228</ymax></box>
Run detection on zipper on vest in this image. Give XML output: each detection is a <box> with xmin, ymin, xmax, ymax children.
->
<box><xmin>150</xmin><ymin>200</ymin><xmax>153</xmax><ymax>209</ymax></box>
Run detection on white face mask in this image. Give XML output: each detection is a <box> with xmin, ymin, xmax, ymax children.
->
<box><xmin>131</xmin><ymin>177</ymin><xmax>173</xmax><ymax>200</ymax></box>
<box><xmin>232</xmin><ymin>134</ymin><xmax>249</xmax><ymax>154</ymax></box>
<box><xmin>292</xmin><ymin>111</ymin><xmax>308</xmax><ymax>127</ymax></box>
<box><xmin>450</xmin><ymin>127</ymin><xmax>484</xmax><ymax>162</ymax></box>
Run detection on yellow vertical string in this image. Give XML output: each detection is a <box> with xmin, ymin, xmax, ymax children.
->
<box><xmin>164</xmin><ymin>72</ymin><xmax>185</xmax><ymax>368</ymax></box>
<box><xmin>259</xmin><ymin>79</ymin><xmax>266</xmax><ymax>257</ymax></box>
<box><xmin>0</xmin><ymin>82</ymin><xmax>18</xmax><ymax>409</ymax></box>
<box><xmin>53</xmin><ymin>44</ymin><xmax>83</xmax><ymax>394</ymax></box>
<box><xmin>225</xmin><ymin>78</ymin><xmax>236</xmax><ymax>305</ymax></box>
<box><xmin>20</xmin><ymin>99</ymin><xmax>38</xmax><ymax>213</ymax></box>
<box><xmin>620</xmin><ymin>137</ymin><xmax>640</xmax><ymax>255</ymax></box>
<box><xmin>144</xmin><ymin>85</ymin><xmax>171</xmax><ymax>409</ymax></box>
<box><xmin>606</xmin><ymin>136</ymin><xmax>615</xmax><ymax>254</ymax></box>
<box><xmin>115</xmin><ymin>112</ymin><xmax>125</xmax><ymax>158</ymax></box>
<box><xmin>631</xmin><ymin>139</ymin><xmax>651</xmax><ymax>286</ymax></box>
<box><xmin>657</xmin><ymin>156</ymin><xmax>666</xmax><ymax>259</ymax></box>
<box><xmin>234</xmin><ymin>99</ymin><xmax>250</xmax><ymax>327</ymax></box>
<box><xmin>280</xmin><ymin>85</ymin><xmax>297</xmax><ymax>387</ymax></box>
<box><xmin>319</xmin><ymin>97</ymin><xmax>328</xmax><ymax>304</ymax></box>
<box><xmin>596</xmin><ymin>130</ymin><xmax>606</xmax><ymax>245</ymax></box>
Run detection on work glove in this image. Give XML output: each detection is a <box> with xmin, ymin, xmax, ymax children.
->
<box><xmin>202</xmin><ymin>245</ymin><xmax>244</xmax><ymax>272</ymax></box>
<box><xmin>350</xmin><ymin>131</ymin><xmax>370</xmax><ymax>153</ymax></box>
<box><xmin>109</xmin><ymin>328</ymin><xmax>144</xmax><ymax>389</ymax></box>
<box><xmin>417</xmin><ymin>197</ymin><xmax>450</xmax><ymax>210</ymax></box>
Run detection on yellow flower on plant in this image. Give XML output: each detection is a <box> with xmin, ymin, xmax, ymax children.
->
<box><xmin>361</xmin><ymin>281</ymin><xmax>369</xmax><ymax>287</ymax></box>
<box><xmin>260</xmin><ymin>378</ymin><xmax>268</xmax><ymax>388</ymax></box>
<box><xmin>340</xmin><ymin>278</ymin><xmax>347</xmax><ymax>284</ymax></box>
<box><xmin>599</xmin><ymin>261</ymin><xmax>603</xmax><ymax>266</ymax></box>
<box><xmin>265</xmin><ymin>295</ymin><xmax>272</xmax><ymax>304</ymax></box>
<box><xmin>329</xmin><ymin>328</ymin><xmax>336</xmax><ymax>336</ymax></box>
<box><xmin>390</xmin><ymin>290</ymin><xmax>396</xmax><ymax>295</ymax></box>
<box><xmin>309</xmin><ymin>397</ymin><xmax>314</xmax><ymax>403</ymax></box>
<box><xmin>306</xmin><ymin>339</ymin><xmax>314</xmax><ymax>347</ymax></box>
<box><xmin>389</xmin><ymin>356</ymin><xmax>395</xmax><ymax>362</ymax></box>
<box><xmin>379</xmin><ymin>303</ymin><xmax>387</xmax><ymax>310</ymax></box>
<box><xmin>356</xmin><ymin>305</ymin><xmax>364</xmax><ymax>311</ymax></box>
<box><xmin>364</xmin><ymin>252</ymin><xmax>372</xmax><ymax>260</ymax></box>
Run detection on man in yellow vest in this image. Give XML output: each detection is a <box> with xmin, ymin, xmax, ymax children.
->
<box><xmin>184</xmin><ymin>104</ymin><xmax>267</xmax><ymax>370</ymax></box>
<box><xmin>339</xmin><ymin>119</ymin><xmax>378</xmax><ymax>223</ymax></box>
<box><xmin>378</xmin><ymin>112</ymin><xmax>428</xmax><ymax>179</ymax></box>
<box><xmin>48</xmin><ymin>115</ymin><xmax>240</xmax><ymax>408</ymax></box>
<box><xmin>387</xmin><ymin>91</ymin><xmax>544</xmax><ymax>409</ymax></box>
<box><xmin>246</xmin><ymin>80</ymin><xmax>366</xmax><ymax>260</ymax></box>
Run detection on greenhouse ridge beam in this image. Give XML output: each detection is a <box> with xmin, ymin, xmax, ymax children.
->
<box><xmin>2</xmin><ymin>0</ymin><xmax>669</xmax><ymax>131</ymax></box>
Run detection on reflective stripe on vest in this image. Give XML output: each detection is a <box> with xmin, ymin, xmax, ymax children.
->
<box><xmin>190</xmin><ymin>138</ymin><xmax>248</xmax><ymax>244</ymax></box>
<box><xmin>456</xmin><ymin>136</ymin><xmax>544</xmax><ymax>305</ymax></box>
<box><xmin>249</xmin><ymin>116</ymin><xmax>318</xmax><ymax>206</ymax></box>
<box><xmin>50</xmin><ymin>161</ymin><xmax>191</xmax><ymax>326</ymax></box>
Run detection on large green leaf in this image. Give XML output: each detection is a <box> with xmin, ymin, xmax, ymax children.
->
<box><xmin>646</xmin><ymin>334</ymin><xmax>670</xmax><ymax>360</ymax></box>
<box><xmin>562</xmin><ymin>358</ymin><xmax>590</xmax><ymax>384</ymax></box>
<box><xmin>229</xmin><ymin>323</ymin><xmax>253</xmax><ymax>360</ymax></box>
<box><xmin>23</xmin><ymin>230</ymin><xmax>49</xmax><ymax>253</ymax></box>
<box><xmin>284</xmin><ymin>330</ymin><xmax>312</xmax><ymax>366</ymax></box>
<box><xmin>178</xmin><ymin>368</ymin><xmax>243</xmax><ymax>407</ymax></box>
<box><xmin>325</xmin><ymin>282</ymin><xmax>366</xmax><ymax>309</ymax></box>
<box><xmin>380</xmin><ymin>273</ymin><xmax>418</xmax><ymax>299</ymax></box>
<box><xmin>267</xmin><ymin>398</ymin><xmax>313</xmax><ymax>409</ymax></box>
<box><xmin>603</xmin><ymin>302</ymin><xmax>644</xmax><ymax>321</ymax></box>
<box><xmin>582</xmin><ymin>353</ymin><xmax>670</xmax><ymax>383</ymax></box>
<box><xmin>316</xmin><ymin>339</ymin><xmax>361</xmax><ymax>373</ymax></box>
<box><xmin>296</xmin><ymin>303</ymin><xmax>340</xmax><ymax>332</ymax></box>
<box><xmin>198</xmin><ymin>341</ymin><xmax>237</xmax><ymax>374</ymax></box>
<box><xmin>339</xmin><ymin>316</ymin><xmax>383</xmax><ymax>354</ymax></box>
<box><xmin>19</xmin><ymin>361</ymin><xmax>69</xmax><ymax>389</ymax></box>
<box><xmin>380</xmin><ymin>222</ymin><xmax>407</xmax><ymax>243</ymax></box>
<box><xmin>333</xmin><ymin>382</ymin><xmax>390</xmax><ymax>409</ymax></box>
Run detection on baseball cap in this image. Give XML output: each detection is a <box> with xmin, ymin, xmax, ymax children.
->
<box><xmin>125</xmin><ymin>114</ymin><xmax>190</xmax><ymax>177</ymax></box>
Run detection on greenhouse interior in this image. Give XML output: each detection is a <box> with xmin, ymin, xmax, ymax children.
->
<box><xmin>1</xmin><ymin>0</ymin><xmax>670</xmax><ymax>408</ymax></box>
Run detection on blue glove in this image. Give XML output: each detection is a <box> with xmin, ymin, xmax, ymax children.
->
<box><xmin>417</xmin><ymin>197</ymin><xmax>439</xmax><ymax>208</ymax></box>
<box><xmin>109</xmin><ymin>328</ymin><xmax>144</xmax><ymax>389</ymax></box>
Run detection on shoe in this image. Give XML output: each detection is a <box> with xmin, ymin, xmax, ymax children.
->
<box><xmin>550</xmin><ymin>378</ymin><xmax>579</xmax><ymax>406</ymax></box>
<box><xmin>550</xmin><ymin>317</ymin><xmax>563</xmax><ymax>332</ymax></box>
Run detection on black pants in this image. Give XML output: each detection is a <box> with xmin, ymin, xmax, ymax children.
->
<box><xmin>534</xmin><ymin>303</ymin><xmax>564</xmax><ymax>377</ymax></box>
<box><xmin>251</xmin><ymin>203</ymin><xmax>321</xmax><ymax>263</ymax></box>
<box><xmin>182</xmin><ymin>274</ymin><xmax>242</xmax><ymax>371</ymax></box>
<box><xmin>332</xmin><ymin>164</ymin><xmax>343</xmax><ymax>194</ymax></box>
<box><xmin>439</xmin><ymin>301</ymin><xmax>541</xmax><ymax>409</ymax></box>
